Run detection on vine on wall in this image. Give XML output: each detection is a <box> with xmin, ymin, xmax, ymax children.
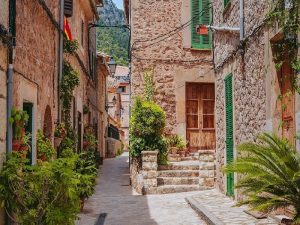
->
<box><xmin>266</xmin><ymin>0</ymin><xmax>299</xmax><ymax>92</ymax></box>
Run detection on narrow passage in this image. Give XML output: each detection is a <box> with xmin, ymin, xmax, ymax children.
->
<box><xmin>76</xmin><ymin>152</ymin><xmax>207</xmax><ymax>225</ymax></box>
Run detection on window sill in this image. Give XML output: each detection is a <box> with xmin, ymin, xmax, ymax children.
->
<box><xmin>189</xmin><ymin>47</ymin><xmax>212</xmax><ymax>52</ymax></box>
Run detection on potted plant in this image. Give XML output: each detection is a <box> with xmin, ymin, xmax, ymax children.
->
<box><xmin>9</xmin><ymin>108</ymin><xmax>29</xmax><ymax>151</ymax></box>
<box><xmin>176</xmin><ymin>137</ymin><xmax>187</xmax><ymax>157</ymax></box>
<box><xmin>54</xmin><ymin>123</ymin><xmax>66</xmax><ymax>148</ymax></box>
<box><xmin>37</xmin><ymin>130</ymin><xmax>56</xmax><ymax>161</ymax></box>
<box><xmin>18</xmin><ymin>132</ymin><xmax>31</xmax><ymax>158</ymax></box>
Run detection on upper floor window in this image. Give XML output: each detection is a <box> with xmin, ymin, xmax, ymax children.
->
<box><xmin>191</xmin><ymin>0</ymin><xmax>212</xmax><ymax>49</ymax></box>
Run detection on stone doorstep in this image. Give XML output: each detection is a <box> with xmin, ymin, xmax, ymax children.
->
<box><xmin>157</xmin><ymin>177</ymin><xmax>199</xmax><ymax>185</ymax></box>
<box><xmin>157</xmin><ymin>170</ymin><xmax>199</xmax><ymax>177</ymax></box>
<box><xmin>158</xmin><ymin>164</ymin><xmax>199</xmax><ymax>171</ymax></box>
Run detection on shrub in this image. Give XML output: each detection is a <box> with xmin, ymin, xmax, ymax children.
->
<box><xmin>37</xmin><ymin>130</ymin><xmax>56</xmax><ymax>161</ymax></box>
<box><xmin>0</xmin><ymin>153</ymin><xmax>80</xmax><ymax>225</ymax></box>
<box><xmin>166</xmin><ymin>134</ymin><xmax>186</xmax><ymax>150</ymax></box>
<box><xmin>130</xmin><ymin>97</ymin><xmax>167</xmax><ymax>163</ymax></box>
<box><xmin>224</xmin><ymin>133</ymin><xmax>300</xmax><ymax>223</ymax></box>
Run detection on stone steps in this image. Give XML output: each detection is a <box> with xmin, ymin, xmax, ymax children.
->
<box><xmin>158</xmin><ymin>170</ymin><xmax>199</xmax><ymax>178</ymax></box>
<box><xmin>181</xmin><ymin>156</ymin><xmax>198</xmax><ymax>161</ymax></box>
<box><xmin>146</xmin><ymin>185</ymin><xmax>200</xmax><ymax>194</ymax></box>
<box><xmin>158</xmin><ymin>164</ymin><xmax>199</xmax><ymax>171</ymax></box>
<box><xmin>157</xmin><ymin>177</ymin><xmax>199</xmax><ymax>185</ymax></box>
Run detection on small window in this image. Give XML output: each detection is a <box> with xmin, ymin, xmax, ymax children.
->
<box><xmin>118</xmin><ymin>86</ymin><xmax>126</xmax><ymax>93</ymax></box>
<box><xmin>64</xmin><ymin>0</ymin><xmax>73</xmax><ymax>17</ymax></box>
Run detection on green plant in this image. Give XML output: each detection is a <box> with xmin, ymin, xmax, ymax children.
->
<box><xmin>224</xmin><ymin>133</ymin><xmax>300</xmax><ymax>223</ymax></box>
<box><xmin>9</xmin><ymin>108</ymin><xmax>29</xmax><ymax>140</ymax></box>
<box><xmin>116</xmin><ymin>148</ymin><xmax>123</xmax><ymax>156</ymax></box>
<box><xmin>54</xmin><ymin>123</ymin><xmax>66</xmax><ymax>138</ymax></box>
<box><xmin>130</xmin><ymin>97</ymin><xmax>168</xmax><ymax>163</ymax></box>
<box><xmin>0</xmin><ymin>153</ymin><xmax>81</xmax><ymax>225</ymax></box>
<box><xmin>143</xmin><ymin>69</ymin><xmax>155</xmax><ymax>102</ymax></box>
<box><xmin>21</xmin><ymin>132</ymin><xmax>31</xmax><ymax>148</ymax></box>
<box><xmin>37</xmin><ymin>130</ymin><xmax>56</xmax><ymax>161</ymax></box>
<box><xmin>61</xmin><ymin>60</ymin><xmax>80</xmax><ymax>128</ymax></box>
<box><xmin>166</xmin><ymin>134</ymin><xmax>186</xmax><ymax>150</ymax></box>
<box><xmin>63</xmin><ymin>37</ymin><xmax>79</xmax><ymax>55</ymax></box>
<box><xmin>83</xmin><ymin>105</ymin><xmax>89</xmax><ymax>115</ymax></box>
<box><xmin>75</xmin><ymin>150</ymin><xmax>97</xmax><ymax>200</ymax></box>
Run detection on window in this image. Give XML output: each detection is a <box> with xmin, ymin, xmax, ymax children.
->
<box><xmin>191</xmin><ymin>0</ymin><xmax>212</xmax><ymax>49</ymax></box>
<box><xmin>118</xmin><ymin>86</ymin><xmax>126</xmax><ymax>93</ymax></box>
<box><xmin>224</xmin><ymin>0</ymin><xmax>231</xmax><ymax>8</ymax></box>
<box><xmin>81</xmin><ymin>20</ymin><xmax>84</xmax><ymax>47</ymax></box>
<box><xmin>64</xmin><ymin>0</ymin><xmax>73</xmax><ymax>17</ymax></box>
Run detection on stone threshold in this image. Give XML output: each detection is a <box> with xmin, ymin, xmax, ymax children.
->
<box><xmin>185</xmin><ymin>189</ymin><xmax>279</xmax><ymax>225</ymax></box>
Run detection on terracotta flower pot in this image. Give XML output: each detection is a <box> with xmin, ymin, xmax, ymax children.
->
<box><xmin>39</xmin><ymin>155</ymin><xmax>47</xmax><ymax>161</ymax></box>
<box><xmin>12</xmin><ymin>140</ymin><xmax>22</xmax><ymax>151</ymax></box>
<box><xmin>19</xmin><ymin>145</ymin><xmax>29</xmax><ymax>152</ymax></box>
<box><xmin>54</xmin><ymin>137</ymin><xmax>63</xmax><ymax>148</ymax></box>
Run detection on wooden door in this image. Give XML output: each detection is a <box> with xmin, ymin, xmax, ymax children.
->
<box><xmin>186</xmin><ymin>83</ymin><xmax>215</xmax><ymax>152</ymax></box>
<box><xmin>280</xmin><ymin>59</ymin><xmax>295</xmax><ymax>144</ymax></box>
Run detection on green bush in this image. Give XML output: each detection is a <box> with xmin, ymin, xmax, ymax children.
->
<box><xmin>37</xmin><ymin>130</ymin><xmax>56</xmax><ymax>161</ymax></box>
<box><xmin>129</xmin><ymin>97</ymin><xmax>167</xmax><ymax>163</ymax></box>
<box><xmin>224</xmin><ymin>133</ymin><xmax>300</xmax><ymax>223</ymax></box>
<box><xmin>0</xmin><ymin>154</ymin><xmax>80</xmax><ymax>225</ymax></box>
<box><xmin>166</xmin><ymin>134</ymin><xmax>186</xmax><ymax>150</ymax></box>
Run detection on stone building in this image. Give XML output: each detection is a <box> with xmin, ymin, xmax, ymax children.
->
<box><xmin>5</xmin><ymin>0</ymin><xmax>108</xmax><ymax>164</ymax></box>
<box><xmin>114</xmin><ymin>66</ymin><xmax>130</xmax><ymax>147</ymax></box>
<box><xmin>0</xmin><ymin>0</ymin><xmax>9</xmax><ymax>164</ymax></box>
<box><xmin>125</xmin><ymin>0</ymin><xmax>215</xmax><ymax>152</ymax></box>
<box><xmin>212</xmin><ymin>0</ymin><xmax>300</xmax><ymax>199</ymax></box>
<box><xmin>0</xmin><ymin>1</ymin><xmax>9</xmax><ymax>222</ymax></box>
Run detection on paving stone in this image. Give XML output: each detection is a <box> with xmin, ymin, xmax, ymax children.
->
<box><xmin>75</xmin><ymin>153</ymin><xmax>207</xmax><ymax>225</ymax></box>
<box><xmin>186</xmin><ymin>189</ymin><xmax>279</xmax><ymax>225</ymax></box>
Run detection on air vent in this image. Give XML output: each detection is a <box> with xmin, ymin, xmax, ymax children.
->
<box><xmin>64</xmin><ymin>0</ymin><xmax>73</xmax><ymax>17</ymax></box>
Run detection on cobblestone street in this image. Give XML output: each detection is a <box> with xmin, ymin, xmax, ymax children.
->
<box><xmin>76</xmin><ymin>153</ymin><xmax>207</xmax><ymax>225</ymax></box>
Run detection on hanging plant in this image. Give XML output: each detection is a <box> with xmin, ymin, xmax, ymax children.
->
<box><xmin>63</xmin><ymin>36</ymin><xmax>79</xmax><ymax>55</ymax></box>
<box><xmin>61</xmin><ymin>60</ymin><xmax>80</xmax><ymax>127</ymax></box>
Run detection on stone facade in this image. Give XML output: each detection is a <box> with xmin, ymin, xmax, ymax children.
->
<box><xmin>129</xmin><ymin>0</ymin><xmax>214</xmax><ymax>136</ymax></box>
<box><xmin>213</xmin><ymin>0</ymin><xmax>300</xmax><ymax>198</ymax></box>
<box><xmin>199</xmin><ymin>150</ymin><xmax>215</xmax><ymax>188</ymax></box>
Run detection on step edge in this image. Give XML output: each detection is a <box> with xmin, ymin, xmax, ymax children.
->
<box><xmin>185</xmin><ymin>196</ymin><xmax>225</xmax><ymax>225</ymax></box>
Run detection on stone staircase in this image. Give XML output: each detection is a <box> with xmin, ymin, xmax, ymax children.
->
<box><xmin>145</xmin><ymin>161</ymin><xmax>203</xmax><ymax>194</ymax></box>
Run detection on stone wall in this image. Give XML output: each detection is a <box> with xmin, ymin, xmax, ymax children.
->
<box><xmin>106</xmin><ymin>137</ymin><xmax>122</xmax><ymax>158</ymax></box>
<box><xmin>199</xmin><ymin>150</ymin><xmax>215</xmax><ymax>189</ymax></box>
<box><xmin>131</xmin><ymin>0</ymin><xmax>213</xmax><ymax>134</ymax></box>
<box><xmin>212</xmin><ymin>0</ymin><xmax>298</xmax><ymax>198</ymax></box>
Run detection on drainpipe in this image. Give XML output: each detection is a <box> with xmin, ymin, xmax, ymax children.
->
<box><xmin>58</xmin><ymin>0</ymin><xmax>64</xmax><ymax>122</ymax></box>
<box><xmin>7</xmin><ymin>0</ymin><xmax>16</xmax><ymax>154</ymax></box>
<box><xmin>239</xmin><ymin>0</ymin><xmax>244</xmax><ymax>41</ymax></box>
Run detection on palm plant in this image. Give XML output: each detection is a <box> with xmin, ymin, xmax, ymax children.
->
<box><xmin>225</xmin><ymin>133</ymin><xmax>300</xmax><ymax>223</ymax></box>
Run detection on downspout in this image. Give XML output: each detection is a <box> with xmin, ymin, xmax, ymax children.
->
<box><xmin>7</xmin><ymin>0</ymin><xmax>16</xmax><ymax>154</ymax></box>
<box><xmin>239</xmin><ymin>0</ymin><xmax>244</xmax><ymax>41</ymax></box>
<box><xmin>58</xmin><ymin>0</ymin><xmax>64</xmax><ymax>122</ymax></box>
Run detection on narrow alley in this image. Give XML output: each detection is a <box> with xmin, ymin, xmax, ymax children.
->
<box><xmin>76</xmin><ymin>153</ymin><xmax>207</xmax><ymax>225</ymax></box>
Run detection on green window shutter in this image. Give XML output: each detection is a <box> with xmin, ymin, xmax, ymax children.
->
<box><xmin>191</xmin><ymin>0</ymin><xmax>212</xmax><ymax>49</ymax></box>
<box><xmin>224</xmin><ymin>0</ymin><xmax>230</xmax><ymax>8</ymax></box>
<box><xmin>191</xmin><ymin>0</ymin><xmax>201</xmax><ymax>49</ymax></box>
<box><xmin>225</xmin><ymin>74</ymin><xmax>234</xmax><ymax>196</ymax></box>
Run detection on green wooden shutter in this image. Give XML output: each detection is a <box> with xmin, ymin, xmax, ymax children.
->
<box><xmin>191</xmin><ymin>0</ymin><xmax>201</xmax><ymax>48</ymax></box>
<box><xmin>224</xmin><ymin>0</ymin><xmax>231</xmax><ymax>8</ymax></box>
<box><xmin>191</xmin><ymin>0</ymin><xmax>211</xmax><ymax>49</ymax></box>
<box><xmin>199</xmin><ymin>0</ymin><xmax>211</xmax><ymax>49</ymax></box>
<box><xmin>225</xmin><ymin>74</ymin><xmax>234</xmax><ymax>196</ymax></box>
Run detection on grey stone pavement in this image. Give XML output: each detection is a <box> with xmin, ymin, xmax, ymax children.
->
<box><xmin>75</xmin><ymin>152</ymin><xmax>207</xmax><ymax>225</ymax></box>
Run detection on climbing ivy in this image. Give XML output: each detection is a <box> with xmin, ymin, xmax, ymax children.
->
<box><xmin>266</xmin><ymin>0</ymin><xmax>300</xmax><ymax>92</ymax></box>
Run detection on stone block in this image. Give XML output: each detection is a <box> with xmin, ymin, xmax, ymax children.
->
<box><xmin>142</xmin><ymin>151</ymin><xmax>158</xmax><ymax>162</ymax></box>
<box><xmin>203</xmin><ymin>178</ymin><xmax>215</xmax><ymax>187</ymax></box>
<box><xmin>199</xmin><ymin>162</ymin><xmax>215</xmax><ymax>170</ymax></box>
<box><xmin>199</xmin><ymin>170</ymin><xmax>209</xmax><ymax>178</ymax></box>
<box><xmin>143</xmin><ymin>178</ymin><xmax>157</xmax><ymax>188</ymax></box>
<box><xmin>142</xmin><ymin>161</ymin><xmax>158</xmax><ymax>171</ymax></box>
<box><xmin>142</xmin><ymin>170</ymin><xmax>157</xmax><ymax>179</ymax></box>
